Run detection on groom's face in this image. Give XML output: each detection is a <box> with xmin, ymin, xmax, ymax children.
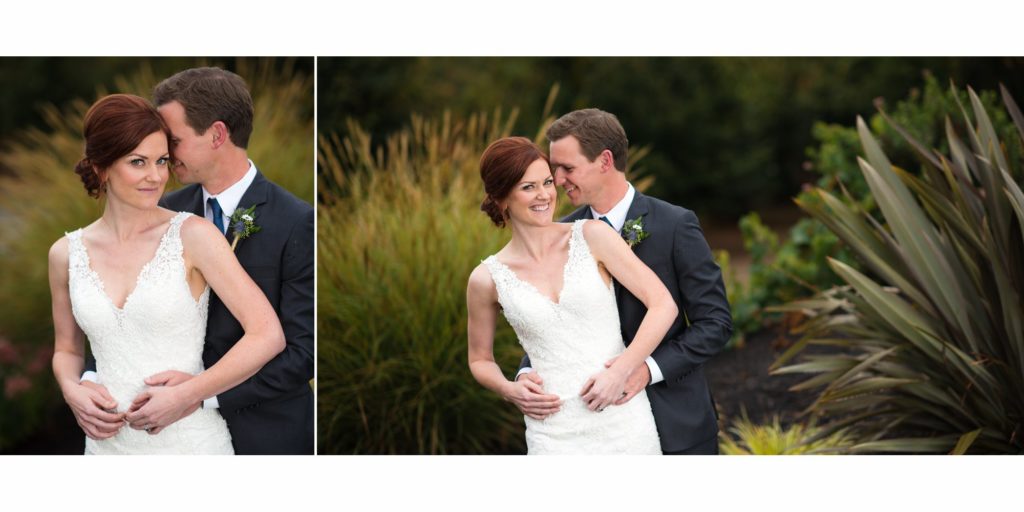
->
<box><xmin>158</xmin><ymin>100</ymin><xmax>211</xmax><ymax>185</ymax></box>
<box><xmin>550</xmin><ymin>135</ymin><xmax>602</xmax><ymax>207</ymax></box>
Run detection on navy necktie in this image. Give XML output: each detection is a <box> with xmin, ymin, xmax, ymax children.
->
<box><xmin>207</xmin><ymin>197</ymin><xmax>227</xmax><ymax>237</ymax></box>
<box><xmin>598</xmin><ymin>216</ymin><xmax>613</xmax><ymax>229</ymax></box>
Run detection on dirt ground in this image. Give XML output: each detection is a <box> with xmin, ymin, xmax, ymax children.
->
<box><xmin>705</xmin><ymin>328</ymin><xmax>822</xmax><ymax>430</ymax></box>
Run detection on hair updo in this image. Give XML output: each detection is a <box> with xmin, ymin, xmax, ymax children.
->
<box><xmin>75</xmin><ymin>94</ymin><xmax>171</xmax><ymax>198</ymax></box>
<box><xmin>479</xmin><ymin>137</ymin><xmax>550</xmax><ymax>227</ymax></box>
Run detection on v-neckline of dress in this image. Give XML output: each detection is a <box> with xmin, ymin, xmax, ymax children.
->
<box><xmin>77</xmin><ymin>213</ymin><xmax>180</xmax><ymax>312</ymax></box>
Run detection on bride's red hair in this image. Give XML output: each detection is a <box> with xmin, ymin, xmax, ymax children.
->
<box><xmin>74</xmin><ymin>94</ymin><xmax>171</xmax><ymax>198</ymax></box>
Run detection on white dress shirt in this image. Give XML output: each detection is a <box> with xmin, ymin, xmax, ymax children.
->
<box><xmin>81</xmin><ymin>161</ymin><xmax>260</xmax><ymax>409</ymax></box>
<box><xmin>203</xmin><ymin>161</ymin><xmax>258</xmax><ymax>232</ymax></box>
<box><xmin>518</xmin><ymin>182</ymin><xmax>667</xmax><ymax>385</ymax></box>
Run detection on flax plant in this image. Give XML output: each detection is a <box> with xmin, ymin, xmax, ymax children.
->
<box><xmin>772</xmin><ymin>86</ymin><xmax>1024</xmax><ymax>454</ymax></box>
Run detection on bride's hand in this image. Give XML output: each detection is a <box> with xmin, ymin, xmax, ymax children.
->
<box><xmin>62</xmin><ymin>381</ymin><xmax>124</xmax><ymax>440</ymax></box>
<box><xmin>125</xmin><ymin>385</ymin><xmax>200</xmax><ymax>435</ymax></box>
<box><xmin>501</xmin><ymin>373</ymin><xmax>562</xmax><ymax>420</ymax></box>
<box><xmin>579</xmin><ymin>366</ymin><xmax>629</xmax><ymax>412</ymax></box>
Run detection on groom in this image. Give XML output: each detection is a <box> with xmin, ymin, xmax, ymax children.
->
<box><xmin>516</xmin><ymin>108</ymin><xmax>732</xmax><ymax>454</ymax></box>
<box><xmin>78</xmin><ymin>67</ymin><xmax>314</xmax><ymax>454</ymax></box>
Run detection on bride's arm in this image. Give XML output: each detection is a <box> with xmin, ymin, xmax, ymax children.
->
<box><xmin>49</xmin><ymin>238</ymin><xmax>125</xmax><ymax>439</ymax></box>
<box><xmin>467</xmin><ymin>265</ymin><xmax>560</xmax><ymax>420</ymax></box>
<box><xmin>578</xmin><ymin>220</ymin><xmax>678</xmax><ymax>411</ymax></box>
<box><xmin>125</xmin><ymin>217</ymin><xmax>284</xmax><ymax>431</ymax></box>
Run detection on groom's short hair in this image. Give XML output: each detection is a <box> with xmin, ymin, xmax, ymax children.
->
<box><xmin>153</xmin><ymin>67</ymin><xmax>254</xmax><ymax>149</ymax></box>
<box><xmin>546</xmin><ymin>108</ymin><xmax>628</xmax><ymax>172</ymax></box>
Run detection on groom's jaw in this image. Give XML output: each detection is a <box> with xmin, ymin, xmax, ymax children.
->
<box><xmin>563</xmin><ymin>184</ymin><xmax>582</xmax><ymax>204</ymax></box>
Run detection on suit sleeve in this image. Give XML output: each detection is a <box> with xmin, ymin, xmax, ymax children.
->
<box><xmin>517</xmin><ymin>354</ymin><xmax>532</xmax><ymax>376</ymax></box>
<box><xmin>649</xmin><ymin>209</ymin><xmax>732</xmax><ymax>384</ymax></box>
<box><xmin>216</xmin><ymin>208</ymin><xmax>315</xmax><ymax>410</ymax></box>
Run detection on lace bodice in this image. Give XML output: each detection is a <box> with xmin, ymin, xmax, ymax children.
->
<box><xmin>483</xmin><ymin>220</ymin><xmax>661</xmax><ymax>454</ymax></box>
<box><xmin>67</xmin><ymin>211</ymin><xmax>232</xmax><ymax>454</ymax></box>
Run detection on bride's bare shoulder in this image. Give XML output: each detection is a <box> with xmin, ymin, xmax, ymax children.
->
<box><xmin>467</xmin><ymin>261</ymin><xmax>498</xmax><ymax>301</ymax></box>
<box><xmin>48</xmin><ymin>236</ymin><xmax>69</xmax><ymax>268</ymax></box>
<box><xmin>179</xmin><ymin>213</ymin><xmax>224</xmax><ymax>242</ymax></box>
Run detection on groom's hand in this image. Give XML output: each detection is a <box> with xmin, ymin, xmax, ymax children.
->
<box><xmin>604</xmin><ymin>357</ymin><xmax>651</xmax><ymax>406</ymax></box>
<box><xmin>504</xmin><ymin>372</ymin><xmax>561</xmax><ymax>420</ymax></box>
<box><xmin>63</xmin><ymin>381</ymin><xmax>124</xmax><ymax>440</ymax></box>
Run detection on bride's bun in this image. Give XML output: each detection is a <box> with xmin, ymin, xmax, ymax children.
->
<box><xmin>479</xmin><ymin>137</ymin><xmax>550</xmax><ymax>228</ymax></box>
<box><xmin>74</xmin><ymin>158</ymin><xmax>103</xmax><ymax>198</ymax></box>
<box><xmin>480</xmin><ymin>195</ymin><xmax>506</xmax><ymax>227</ymax></box>
<box><xmin>77</xmin><ymin>94</ymin><xmax>172</xmax><ymax>199</ymax></box>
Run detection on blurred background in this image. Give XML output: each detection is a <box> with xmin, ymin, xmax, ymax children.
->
<box><xmin>0</xmin><ymin>57</ymin><xmax>313</xmax><ymax>454</ymax></box>
<box><xmin>317</xmin><ymin>57</ymin><xmax>1024</xmax><ymax>454</ymax></box>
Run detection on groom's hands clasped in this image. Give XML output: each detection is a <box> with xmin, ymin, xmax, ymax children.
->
<box><xmin>506</xmin><ymin>372</ymin><xmax>561</xmax><ymax>420</ymax></box>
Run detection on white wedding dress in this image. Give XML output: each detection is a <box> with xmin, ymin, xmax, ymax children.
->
<box><xmin>66</xmin><ymin>211</ymin><xmax>233</xmax><ymax>455</ymax></box>
<box><xmin>484</xmin><ymin>220</ymin><xmax>662</xmax><ymax>454</ymax></box>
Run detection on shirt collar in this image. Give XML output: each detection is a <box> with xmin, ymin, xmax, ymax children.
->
<box><xmin>589</xmin><ymin>183</ymin><xmax>635</xmax><ymax>232</ymax></box>
<box><xmin>202</xmin><ymin>161</ymin><xmax>258</xmax><ymax>218</ymax></box>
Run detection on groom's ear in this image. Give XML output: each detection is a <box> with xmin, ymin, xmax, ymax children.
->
<box><xmin>598</xmin><ymin>149</ymin><xmax>614</xmax><ymax>173</ymax></box>
<box><xmin>210</xmin><ymin>121</ymin><xmax>230</xmax><ymax>149</ymax></box>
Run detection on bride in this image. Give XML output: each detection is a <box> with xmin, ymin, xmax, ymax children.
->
<box><xmin>49</xmin><ymin>94</ymin><xmax>284</xmax><ymax>454</ymax></box>
<box><xmin>467</xmin><ymin>137</ymin><xmax>678</xmax><ymax>454</ymax></box>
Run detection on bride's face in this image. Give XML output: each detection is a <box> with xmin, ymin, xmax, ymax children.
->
<box><xmin>102</xmin><ymin>131</ymin><xmax>169</xmax><ymax>209</ymax></box>
<box><xmin>503</xmin><ymin>158</ymin><xmax>556</xmax><ymax>227</ymax></box>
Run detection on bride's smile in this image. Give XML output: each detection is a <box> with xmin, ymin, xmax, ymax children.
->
<box><xmin>505</xmin><ymin>158</ymin><xmax>557</xmax><ymax>226</ymax></box>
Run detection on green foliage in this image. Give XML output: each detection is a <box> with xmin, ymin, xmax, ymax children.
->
<box><xmin>771</xmin><ymin>85</ymin><xmax>1024</xmax><ymax>454</ymax></box>
<box><xmin>0</xmin><ymin>59</ymin><xmax>312</xmax><ymax>451</ymax></box>
<box><xmin>719</xmin><ymin>415</ymin><xmax>854</xmax><ymax>455</ymax></box>
<box><xmin>320</xmin><ymin>57</ymin><xmax>1023</xmax><ymax>219</ymax></box>
<box><xmin>317</xmin><ymin>110</ymin><xmax>534</xmax><ymax>454</ymax></box>
<box><xmin>728</xmin><ymin>75</ymin><xmax>1016</xmax><ymax>342</ymax></box>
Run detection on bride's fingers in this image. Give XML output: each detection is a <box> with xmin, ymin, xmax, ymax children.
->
<box><xmin>578</xmin><ymin>377</ymin><xmax>595</xmax><ymax>397</ymax></box>
<box><xmin>521</xmin><ymin>380</ymin><xmax>543</xmax><ymax>394</ymax></box>
<box><xmin>604</xmin><ymin>356</ymin><xmax>619</xmax><ymax>368</ymax></box>
<box><xmin>127</xmin><ymin>391</ymin><xmax>152</xmax><ymax>412</ymax></box>
<box><xmin>85</xmin><ymin>388</ymin><xmax>117</xmax><ymax>411</ymax></box>
<box><xmin>82</xmin><ymin>406</ymin><xmax>125</xmax><ymax>425</ymax></box>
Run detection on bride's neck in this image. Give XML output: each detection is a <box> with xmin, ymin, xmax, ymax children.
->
<box><xmin>508</xmin><ymin>224</ymin><xmax>562</xmax><ymax>261</ymax></box>
<box><xmin>100</xmin><ymin>200</ymin><xmax>162</xmax><ymax>242</ymax></box>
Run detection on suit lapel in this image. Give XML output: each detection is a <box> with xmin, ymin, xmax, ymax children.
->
<box><xmin>226</xmin><ymin>171</ymin><xmax>271</xmax><ymax>241</ymax></box>
<box><xmin>188</xmin><ymin>185</ymin><xmax>205</xmax><ymax>217</ymax></box>
<box><xmin>624</xmin><ymin>191</ymin><xmax>650</xmax><ymax>224</ymax></box>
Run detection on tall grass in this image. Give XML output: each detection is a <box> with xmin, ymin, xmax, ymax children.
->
<box><xmin>318</xmin><ymin>110</ymin><xmax>535</xmax><ymax>454</ymax></box>
<box><xmin>0</xmin><ymin>59</ymin><xmax>312</xmax><ymax>451</ymax></box>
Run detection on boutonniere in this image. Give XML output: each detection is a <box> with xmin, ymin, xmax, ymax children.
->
<box><xmin>622</xmin><ymin>217</ymin><xmax>649</xmax><ymax>248</ymax></box>
<box><xmin>229</xmin><ymin>205</ymin><xmax>262</xmax><ymax>251</ymax></box>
